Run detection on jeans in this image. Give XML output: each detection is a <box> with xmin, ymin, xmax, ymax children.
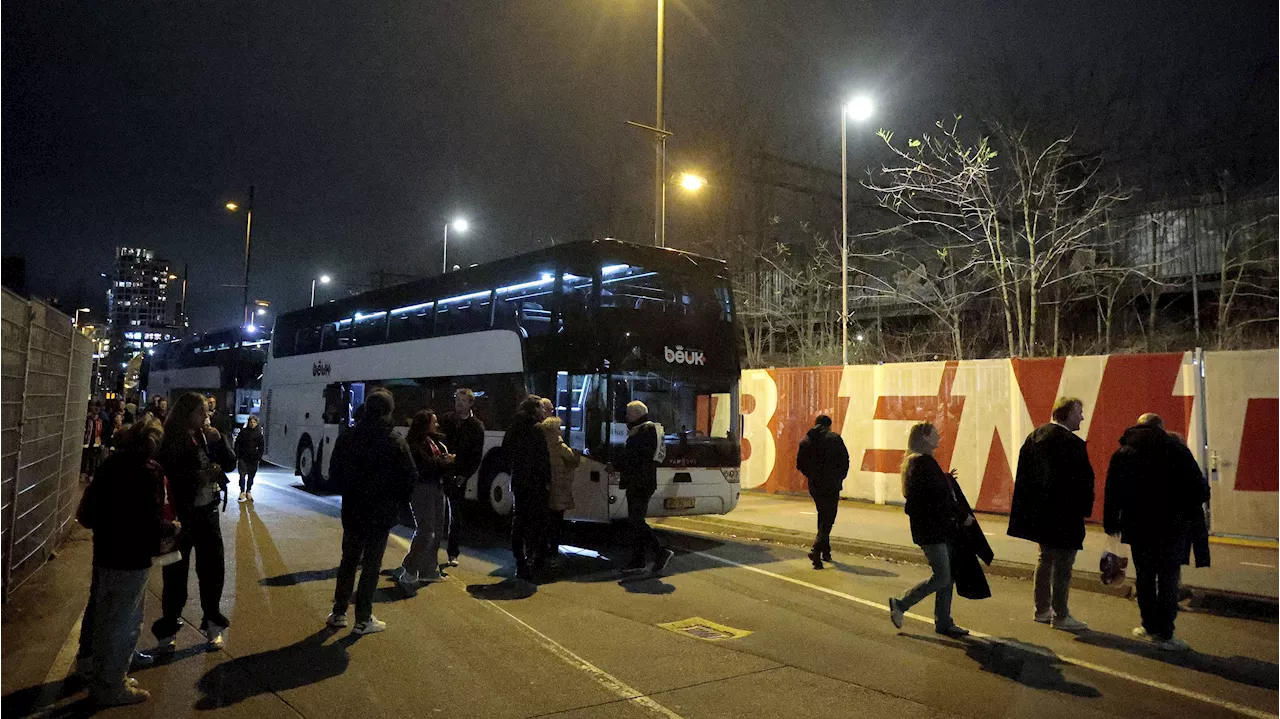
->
<box><xmin>402</xmin><ymin>482</ymin><xmax>446</xmax><ymax>577</ymax></box>
<box><xmin>333</xmin><ymin>523</ymin><xmax>392</xmax><ymax>622</ymax></box>
<box><xmin>88</xmin><ymin>566</ymin><xmax>149</xmax><ymax>700</ymax></box>
<box><xmin>625</xmin><ymin>485</ymin><xmax>662</xmax><ymax>565</ymax></box>
<box><xmin>1034</xmin><ymin>545</ymin><xmax>1077</xmax><ymax>618</ymax></box>
<box><xmin>238</xmin><ymin>461</ymin><xmax>259</xmax><ymax>493</ymax></box>
<box><xmin>811</xmin><ymin>491</ymin><xmax>840</xmax><ymax>555</ymax></box>
<box><xmin>76</xmin><ymin>564</ymin><xmax>101</xmax><ymax>664</ymax></box>
<box><xmin>154</xmin><ymin>502</ymin><xmax>227</xmax><ymax>640</ymax></box>
<box><xmin>1132</xmin><ymin>542</ymin><xmax>1183</xmax><ymax>639</ymax></box>
<box><xmin>511</xmin><ymin>487</ymin><xmax>549</xmax><ymax>567</ymax></box>
<box><xmin>897</xmin><ymin>543</ymin><xmax>955</xmax><ymax>629</ymax></box>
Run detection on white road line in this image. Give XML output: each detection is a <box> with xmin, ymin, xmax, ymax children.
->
<box><xmin>691</xmin><ymin>550</ymin><xmax>1276</xmax><ymax>719</ymax></box>
<box><xmin>385</xmin><ymin>534</ymin><xmax>684</xmax><ymax>718</ymax></box>
<box><xmin>1240</xmin><ymin>562</ymin><xmax>1275</xmax><ymax>568</ymax></box>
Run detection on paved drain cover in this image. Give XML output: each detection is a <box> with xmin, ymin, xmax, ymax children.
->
<box><xmin>658</xmin><ymin>617</ymin><xmax>752</xmax><ymax>641</ymax></box>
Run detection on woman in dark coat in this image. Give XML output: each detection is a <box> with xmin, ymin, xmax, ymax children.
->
<box><xmin>888</xmin><ymin>422</ymin><xmax>971</xmax><ymax>637</ymax></box>
<box><xmin>395</xmin><ymin>410</ymin><xmax>455</xmax><ymax>586</ymax></box>
<box><xmin>234</xmin><ymin>415</ymin><xmax>264</xmax><ymax>502</ymax></box>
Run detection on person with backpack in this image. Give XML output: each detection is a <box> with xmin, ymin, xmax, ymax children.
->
<box><xmin>76</xmin><ymin>417</ymin><xmax>181</xmax><ymax>706</ymax></box>
<box><xmin>795</xmin><ymin>414</ymin><xmax>850</xmax><ymax>569</ymax></box>
<box><xmin>616</xmin><ymin>401</ymin><xmax>675</xmax><ymax>574</ymax></box>
<box><xmin>151</xmin><ymin>392</ymin><xmax>236</xmax><ymax>652</ymax></box>
<box><xmin>234</xmin><ymin>415</ymin><xmax>264</xmax><ymax>503</ymax></box>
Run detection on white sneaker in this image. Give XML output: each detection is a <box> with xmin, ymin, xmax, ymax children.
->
<box><xmin>1051</xmin><ymin>615</ymin><xmax>1088</xmax><ymax>632</ymax></box>
<box><xmin>245</xmin><ymin>491</ymin><xmax>253</xmax><ymax>502</ymax></box>
<box><xmin>91</xmin><ymin>684</ymin><xmax>150</xmax><ymax>706</ymax></box>
<box><xmin>1033</xmin><ymin>610</ymin><xmax>1052</xmax><ymax>624</ymax></box>
<box><xmin>352</xmin><ymin>616</ymin><xmax>387</xmax><ymax>635</ymax></box>
<box><xmin>446</xmin><ymin>555</ymin><xmax>460</xmax><ymax>567</ymax></box>
<box><xmin>1158</xmin><ymin>636</ymin><xmax>1190</xmax><ymax>652</ymax></box>
<box><xmin>1131</xmin><ymin>626</ymin><xmax>1152</xmax><ymax>640</ymax></box>
<box><xmin>237</xmin><ymin>492</ymin><xmax>247</xmax><ymax>502</ymax></box>
<box><xmin>326</xmin><ymin>612</ymin><xmax>348</xmax><ymax>628</ymax></box>
<box><xmin>205</xmin><ymin>623</ymin><xmax>227</xmax><ymax>649</ymax></box>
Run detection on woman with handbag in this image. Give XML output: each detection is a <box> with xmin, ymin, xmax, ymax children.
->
<box><xmin>395</xmin><ymin>410</ymin><xmax>455</xmax><ymax>587</ymax></box>
<box><xmin>75</xmin><ymin>417</ymin><xmax>181</xmax><ymax>706</ymax></box>
<box><xmin>888</xmin><ymin>421</ymin><xmax>972</xmax><ymax>637</ymax></box>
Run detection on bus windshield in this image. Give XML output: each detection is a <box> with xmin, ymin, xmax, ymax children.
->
<box><xmin>606</xmin><ymin>371</ymin><xmax>739</xmax><ymax>467</ymax></box>
<box><xmin>598</xmin><ymin>263</ymin><xmax>732</xmax><ymax>324</ymax></box>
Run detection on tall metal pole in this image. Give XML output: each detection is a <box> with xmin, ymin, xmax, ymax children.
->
<box><xmin>840</xmin><ymin>109</ymin><xmax>849</xmax><ymax>365</ymax></box>
<box><xmin>241</xmin><ymin>185</ymin><xmax>254</xmax><ymax>327</ymax></box>
<box><xmin>654</xmin><ymin>0</ymin><xmax>666</xmax><ymax>248</ymax></box>
<box><xmin>310</xmin><ymin>279</ymin><xmax>317</xmax><ymax>308</ymax></box>
<box><xmin>442</xmin><ymin>224</ymin><xmax>450</xmax><ymax>274</ymax></box>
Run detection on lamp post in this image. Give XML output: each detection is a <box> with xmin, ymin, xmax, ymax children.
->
<box><xmin>442</xmin><ymin>218</ymin><xmax>468</xmax><ymax>274</ymax></box>
<box><xmin>73</xmin><ymin>307</ymin><xmax>91</xmax><ymax>329</ymax></box>
<box><xmin>841</xmin><ymin>95</ymin><xmax>873</xmax><ymax>365</ymax></box>
<box><xmin>624</xmin><ymin>0</ymin><xmax>670</xmax><ymax>248</ymax></box>
<box><xmin>310</xmin><ymin>274</ymin><xmax>331</xmax><ymax>307</ymax></box>
<box><xmin>225</xmin><ymin>185</ymin><xmax>254</xmax><ymax>327</ymax></box>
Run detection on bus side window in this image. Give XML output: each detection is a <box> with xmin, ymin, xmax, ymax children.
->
<box><xmin>388</xmin><ymin>303</ymin><xmax>434</xmax><ymax>343</ymax></box>
<box><xmin>296</xmin><ymin>325</ymin><xmax>321</xmax><ymax>355</ymax></box>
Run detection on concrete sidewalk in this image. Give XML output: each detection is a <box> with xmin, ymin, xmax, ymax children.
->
<box><xmin>657</xmin><ymin>490</ymin><xmax>1278</xmax><ymax>610</ymax></box>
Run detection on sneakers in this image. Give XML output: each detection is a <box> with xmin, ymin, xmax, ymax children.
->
<box><xmin>446</xmin><ymin>555</ymin><xmax>460</xmax><ymax>567</ymax></box>
<box><xmin>237</xmin><ymin>492</ymin><xmax>247</xmax><ymax>502</ymax></box>
<box><xmin>352</xmin><ymin>616</ymin><xmax>387</xmax><ymax>635</ymax></box>
<box><xmin>418</xmin><ymin>572</ymin><xmax>446</xmax><ymax>584</ymax></box>
<box><xmin>154</xmin><ymin>634</ymin><xmax>177</xmax><ymax>653</ymax></box>
<box><xmin>1051</xmin><ymin>615</ymin><xmax>1089</xmax><ymax>632</ymax></box>
<box><xmin>652</xmin><ymin>548</ymin><xmax>675</xmax><ymax>575</ymax></box>
<box><xmin>326</xmin><ymin>612</ymin><xmax>349</xmax><ymax>629</ymax></box>
<box><xmin>936</xmin><ymin>624</ymin><xmax>970</xmax><ymax>638</ymax></box>
<box><xmin>889</xmin><ymin>598</ymin><xmax>905</xmax><ymax>629</ymax></box>
<box><xmin>205</xmin><ymin>622</ymin><xmax>228</xmax><ymax>649</ymax></box>
<box><xmin>807</xmin><ymin>551</ymin><xmax>824</xmax><ymax>570</ymax></box>
<box><xmin>1033</xmin><ymin>610</ymin><xmax>1053</xmax><ymax>624</ymax></box>
<box><xmin>245</xmin><ymin>491</ymin><xmax>253</xmax><ymax>502</ymax></box>
<box><xmin>1157</xmin><ymin>636</ymin><xmax>1191</xmax><ymax>652</ymax></box>
<box><xmin>130</xmin><ymin>651</ymin><xmax>155</xmax><ymax>669</ymax></box>
<box><xmin>1131</xmin><ymin>626</ymin><xmax>1151</xmax><ymax>640</ymax></box>
<box><xmin>92</xmin><ymin>685</ymin><xmax>150</xmax><ymax>706</ymax></box>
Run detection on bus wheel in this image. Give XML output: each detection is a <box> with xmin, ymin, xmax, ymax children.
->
<box><xmin>297</xmin><ymin>436</ymin><xmax>320</xmax><ymax>490</ymax></box>
<box><xmin>478</xmin><ymin>470</ymin><xmax>513</xmax><ymax>516</ymax></box>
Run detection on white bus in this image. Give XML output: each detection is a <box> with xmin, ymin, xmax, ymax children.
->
<box><xmin>261</xmin><ymin>239</ymin><xmax>741</xmax><ymax>522</ymax></box>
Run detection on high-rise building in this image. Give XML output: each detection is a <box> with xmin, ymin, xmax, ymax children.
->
<box><xmin>106</xmin><ymin>247</ymin><xmax>186</xmax><ymax>390</ymax></box>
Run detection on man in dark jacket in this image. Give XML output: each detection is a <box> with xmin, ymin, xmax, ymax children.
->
<box><xmin>441</xmin><ymin>388</ymin><xmax>485</xmax><ymax>566</ymax></box>
<box><xmin>502</xmin><ymin>396</ymin><xmax>551</xmax><ymax>581</ymax></box>
<box><xmin>326</xmin><ymin>390</ymin><xmax>417</xmax><ymax>635</ymax></box>
<box><xmin>795</xmin><ymin>414</ymin><xmax>850</xmax><ymax>569</ymax></box>
<box><xmin>1007</xmin><ymin>396</ymin><xmax>1094</xmax><ymax>631</ymax></box>
<box><xmin>1104</xmin><ymin>413</ymin><xmax>1207</xmax><ymax>652</ymax></box>
<box><xmin>616</xmin><ymin>400</ymin><xmax>675</xmax><ymax>574</ymax></box>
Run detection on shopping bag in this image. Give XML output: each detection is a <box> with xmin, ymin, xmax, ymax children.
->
<box><xmin>1099</xmin><ymin>534</ymin><xmax>1129</xmax><ymax>585</ymax></box>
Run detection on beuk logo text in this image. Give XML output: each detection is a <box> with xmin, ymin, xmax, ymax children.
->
<box><xmin>312</xmin><ymin>361</ymin><xmax>332</xmax><ymax>377</ymax></box>
<box><xmin>664</xmin><ymin>345</ymin><xmax>706</xmax><ymax>366</ymax></box>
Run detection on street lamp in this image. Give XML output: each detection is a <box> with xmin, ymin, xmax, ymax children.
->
<box><xmin>678</xmin><ymin>172</ymin><xmax>707</xmax><ymax>192</ymax></box>
<box><xmin>841</xmin><ymin>95</ymin><xmax>873</xmax><ymax>365</ymax></box>
<box><xmin>73</xmin><ymin>307</ymin><xmax>91</xmax><ymax>329</ymax></box>
<box><xmin>624</xmin><ymin>0</ymin><xmax>670</xmax><ymax>248</ymax></box>
<box><xmin>311</xmin><ymin>274</ymin><xmax>331</xmax><ymax>307</ymax></box>
<box><xmin>442</xmin><ymin>218</ymin><xmax>468</xmax><ymax>274</ymax></box>
<box><xmin>224</xmin><ymin>186</ymin><xmax>255</xmax><ymax>327</ymax></box>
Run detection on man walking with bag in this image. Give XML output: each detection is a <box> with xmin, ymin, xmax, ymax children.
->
<box><xmin>1008</xmin><ymin>397</ymin><xmax>1095</xmax><ymax>631</ymax></box>
<box><xmin>616</xmin><ymin>401</ymin><xmax>674</xmax><ymax>575</ymax></box>
<box><xmin>795</xmin><ymin>414</ymin><xmax>849</xmax><ymax>570</ymax></box>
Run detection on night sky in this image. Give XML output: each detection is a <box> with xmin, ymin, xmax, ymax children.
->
<box><xmin>4</xmin><ymin>1</ymin><xmax>1275</xmax><ymax>332</ymax></box>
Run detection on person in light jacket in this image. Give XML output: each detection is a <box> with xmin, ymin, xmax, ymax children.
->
<box><xmin>540</xmin><ymin>414</ymin><xmax>580</xmax><ymax>563</ymax></box>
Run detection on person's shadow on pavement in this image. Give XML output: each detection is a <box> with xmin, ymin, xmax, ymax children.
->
<box><xmin>193</xmin><ymin>627</ymin><xmax>358</xmax><ymax>709</ymax></box>
<box><xmin>902</xmin><ymin>633</ymin><xmax>1102</xmax><ymax>699</ymax></box>
<box><xmin>1073</xmin><ymin>631</ymin><xmax>1278</xmax><ymax>690</ymax></box>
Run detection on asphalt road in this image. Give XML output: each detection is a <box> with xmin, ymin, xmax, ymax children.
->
<box><xmin>6</xmin><ymin>465</ymin><xmax>1277</xmax><ymax>719</ymax></box>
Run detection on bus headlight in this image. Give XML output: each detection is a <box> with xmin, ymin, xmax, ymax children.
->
<box><xmin>720</xmin><ymin>467</ymin><xmax>740</xmax><ymax>483</ymax></box>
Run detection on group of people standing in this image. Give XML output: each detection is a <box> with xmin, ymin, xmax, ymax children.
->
<box><xmin>796</xmin><ymin>397</ymin><xmax>1209</xmax><ymax>651</ymax></box>
<box><xmin>81</xmin><ymin>396</ymin><xmax>170</xmax><ymax>477</ymax></box>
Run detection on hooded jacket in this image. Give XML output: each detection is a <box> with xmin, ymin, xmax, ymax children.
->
<box><xmin>330</xmin><ymin>415</ymin><xmax>418</xmax><ymax>529</ymax></box>
<box><xmin>540</xmin><ymin>417</ymin><xmax>580</xmax><ymax>511</ymax></box>
<box><xmin>83</xmin><ymin>450</ymin><xmax>180</xmax><ymax>570</ymax></box>
<box><xmin>1007</xmin><ymin>423</ymin><xmax>1095</xmax><ymax>550</ymax></box>
<box><xmin>795</xmin><ymin>424</ymin><xmax>850</xmax><ymax>495</ymax></box>
<box><xmin>234</xmin><ymin>424</ymin><xmax>264</xmax><ymax>464</ymax></box>
<box><xmin>1103</xmin><ymin>424</ymin><xmax>1209</xmax><ymax>548</ymax></box>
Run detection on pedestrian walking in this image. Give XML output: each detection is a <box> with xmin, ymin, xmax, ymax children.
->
<box><xmin>503</xmin><ymin>396</ymin><xmax>552</xmax><ymax>581</ymax></box>
<box><xmin>615</xmin><ymin>401</ymin><xmax>675</xmax><ymax>575</ymax></box>
<box><xmin>395</xmin><ymin>409</ymin><xmax>455</xmax><ymax>588</ymax></box>
<box><xmin>440</xmin><ymin>388</ymin><xmax>485</xmax><ymax>567</ymax></box>
<box><xmin>76</xmin><ymin>418</ymin><xmax>181</xmax><ymax>706</ymax></box>
<box><xmin>795</xmin><ymin>414</ymin><xmax>849</xmax><ymax>569</ymax></box>
<box><xmin>541</xmin><ymin>413</ymin><xmax>581</xmax><ymax>563</ymax></box>
<box><xmin>1104</xmin><ymin>413</ymin><xmax>1209</xmax><ymax>651</ymax></box>
<box><xmin>1007</xmin><ymin>396</ymin><xmax>1095</xmax><ymax>631</ymax></box>
<box><xmin>234</xmin><ymin>415</ymin><xmax>264</xmax><ymax>502</ymax></box>
<box><xmin>151</xmin><ymin>392</ymin><xmax>236</xmax><ymax>651</ymax></box>
<box><xmin>888</xmin><ymin>422</ymin><xmax>973</xmax><ymax>637</ymax></box>
<box><xmin>326</xmin><ymin>389</ymin><xmax>417</xmax><ymax>634</ymax></box>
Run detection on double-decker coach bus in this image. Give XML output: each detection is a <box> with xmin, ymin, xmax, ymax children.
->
<box><xmin>145</xmin><ymin>326</ymin><xmax>270</xmax><ymax>437</ymax></box>
<box><xmin>262</xmin><ymin>239</ymin><xmax>741</xmax><ymax>522</ymax></box>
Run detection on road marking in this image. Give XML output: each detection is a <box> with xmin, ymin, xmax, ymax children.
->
<box><xmin>386</xmin><ymin>535</ymin><xmax>684</xmax><ymax>719</ymax></box>
<box><xmin>691</xmin><ymin>550</ymin><xmax>1276</xmax><ymax>719</ymax></box>
<box><xmin>1240</xmin><ymin>562</ymin><xmax>1275</xmax><ymax>568</ymax></box>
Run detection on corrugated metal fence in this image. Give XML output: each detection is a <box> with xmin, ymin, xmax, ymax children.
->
<box><xmin>1</xmin><ymin>288</ymin><xmax>93</xmax><ymax>601</ymax></box>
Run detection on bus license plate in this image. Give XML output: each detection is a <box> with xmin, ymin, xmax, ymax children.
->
<box><xmin>664</xmin><ymin>497</ymin><xmax>696</xmax><ymax>510</ymax></box>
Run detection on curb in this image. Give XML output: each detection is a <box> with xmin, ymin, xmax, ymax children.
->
<box><xmin>654</xmin><ymin>515</ymin><xmax>1278</xmax><ymax>623</ymax></box>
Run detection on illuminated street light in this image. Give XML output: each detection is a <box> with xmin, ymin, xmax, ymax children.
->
<box><xmin>679</xmin><ymin>173</ymin><xmax>707</xmax><ymax>192</ymax></box>
<box><xmin>311</xmin><ymin>274</ymin><xmax>332</xmax><ymax>307</ymax></box>
<box><xmin>844</xmin><ymin>95</ymin><xmax>874</xmax><ymax>122</ymax></box>
<box><xmin>257</xmin><ymin>308</ymin><xmax>267</xmax><ymax>316</ymax></box>
<box><xmin>224</xmin><ymin>187</ymin><xmax>255</xmax><ymax>327</ymax></box>
<box><xmin>225</xmin><ymin>202</ymin><xmax>239</xmax><ymax>212</ymax></box>
<box><xmin>443</xmin><ymin>218</ymin><xmax>468</xmax><ymax>273</ymax></box>
<box><xmin>840</xmin><ymin>94</ymin><xmax>874</xmax><ymax>365</ymax></box>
